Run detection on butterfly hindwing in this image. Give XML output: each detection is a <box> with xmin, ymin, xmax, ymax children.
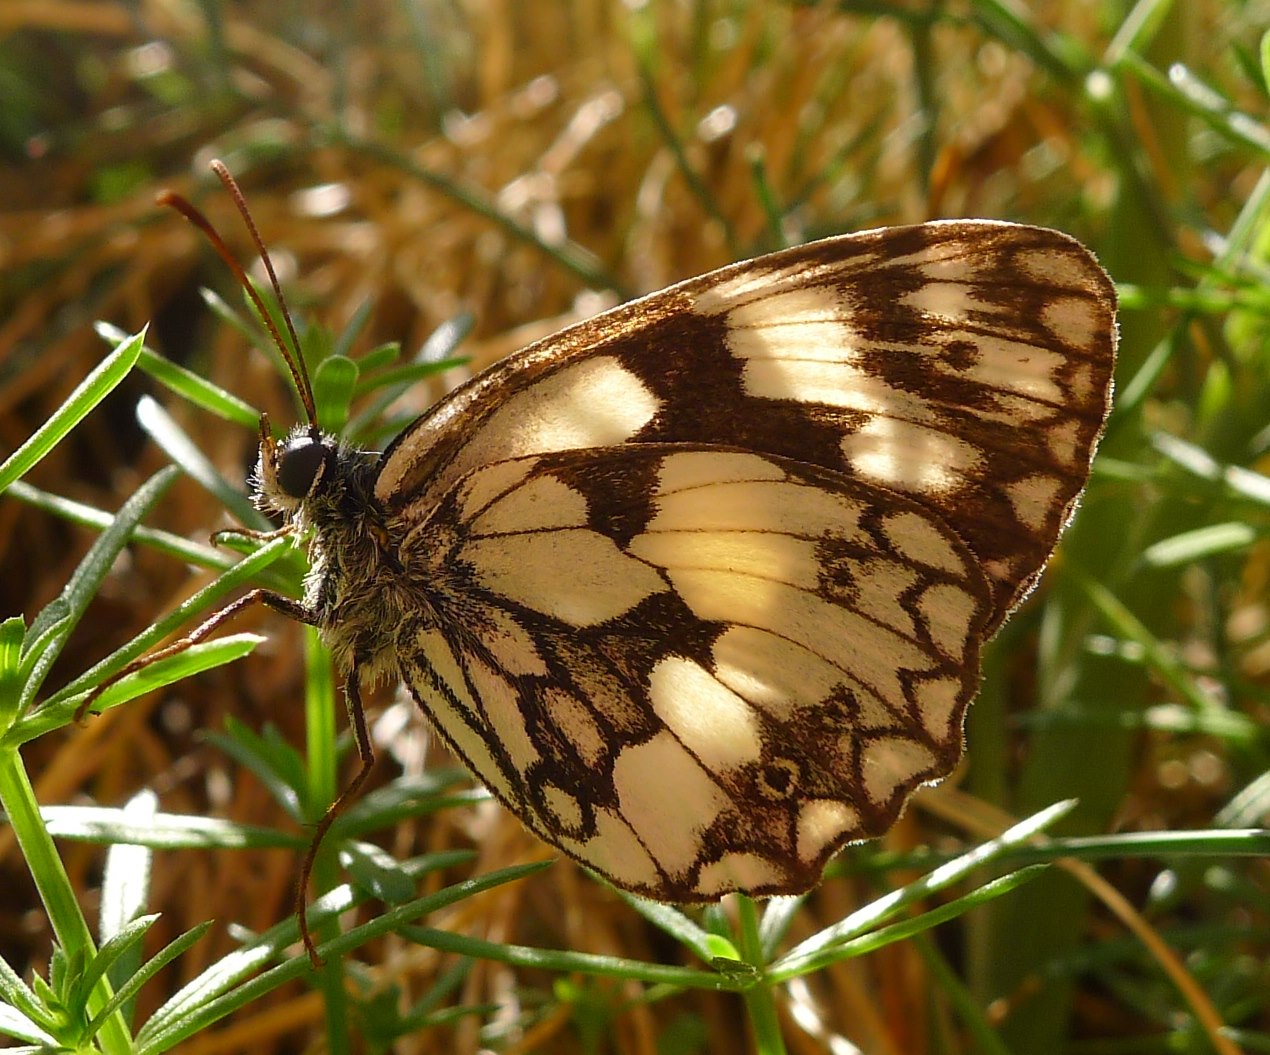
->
<box><xmin>394</xmin><ymin>444</ymin><xmax>993</xmax><ymax>898</ymax></box>
<box><xmin>377</xmin><ymin>220</ymin><xmax>1117</xmax><ymax>633</ymax></box>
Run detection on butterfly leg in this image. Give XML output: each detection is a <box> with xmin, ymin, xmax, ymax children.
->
<box><xmin>296</xmin><ymin>660</ymin><xmax>377</xmax><ymax>969</ymax></box>
<box><xmin>211</xmin><ymin>522</ymin><xmax>297</xmax><ymax>546</ymax></box>
<box><xmin>73</xmin><ymin>588</ymin><xmax>316</xmax><ymax>722</ymax></box>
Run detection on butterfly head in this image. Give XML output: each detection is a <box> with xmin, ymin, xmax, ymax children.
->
<box><xmin>253</xmin><ymin>414</ymin><xmax>337</xmax><ymax>519</ymax></box>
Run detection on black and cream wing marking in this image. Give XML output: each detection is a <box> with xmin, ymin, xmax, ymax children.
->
<box><xmin>378</xmin><ymin>220</ymin><xmax>1117</xmax><ymax>633</ymax></box>
<box><xmin>365</xmin><ymin>220</ymin><xmax>1115</xmax><ymax>898</ymax></box>
<box><xmin>394</xmin><ymin>446</ymin><xmax>993</xmax><ymax>898</ymax></box>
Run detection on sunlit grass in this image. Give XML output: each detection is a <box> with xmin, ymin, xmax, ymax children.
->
<box><xmin>1</xmin><ymin>2</ymin><xmax>1268</xmax><ymax>1053</ymax></box>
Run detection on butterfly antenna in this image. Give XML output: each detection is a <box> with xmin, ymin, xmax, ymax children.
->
<box><xmin>157</xmin><ymin>161</ymin><xmax>319</xmax><ymax>430</ymax></box>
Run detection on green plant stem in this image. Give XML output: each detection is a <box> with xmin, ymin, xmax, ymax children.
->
<box><xmin>735</xmin><ymin>896</ymin><xmax>786</xmax><ymax>1055</ymax></box>
<box><xmin>0</xmin><ymin>745</ymin><xmax>133</xmax><ymax>1052</ymax></box>
<box><xmin>304</xmin><ymin>627</ymin><xmax>339</xmax><ymax>836</ymax></box>
<box><xmin>302</xmin><ymin>627</ymin><xmax>351</xmax><ymax>1052</ymax></box>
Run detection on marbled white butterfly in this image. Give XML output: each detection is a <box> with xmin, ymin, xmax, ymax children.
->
<box><xmin>101</xmin><ymin>161</ymin><xmax>1116</xmax><ymax>963</ymax></box>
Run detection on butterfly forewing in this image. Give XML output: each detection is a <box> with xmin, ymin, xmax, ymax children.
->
<box><xmin>395</xmin><ymin>445</ymin><xmax>993</xmax><ymax>898</ymax></box>
<box><xmin>378</xmin><ymin>220</ymin><xmax>1116</xmax><ymax>632</ymax></box>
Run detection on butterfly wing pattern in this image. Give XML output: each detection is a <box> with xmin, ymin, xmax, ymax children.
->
<box><xmin>394</xmin><ymin>445</ymin><xmax>994</xmax><ymax>897</ymax></box>
<box><xmin>320</xmin><ymin>220</ymin><xmax>1115</xmax><ymax>900</ymax></box>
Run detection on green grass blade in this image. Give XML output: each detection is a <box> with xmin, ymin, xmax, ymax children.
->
<box><xmin>86</xmin><ymin>921</ymin><xmax>214</xmax><ymax>1040</ymax></box>
<box><xmin>72</xmin><ymin>913</ymin><xmax>159</xmax><ymax>1015</ymax></box>
<box><xmin>779</xmin><ymin>801</ymin><xmax>1076</xmax><ymax>968</ymax></box>
<box><xmin>35</xmin><ymin>805</ymin><xmax>301</xmax><ymax>851</ymax></box>
<box><xmin>135</xmin><ymin>396</ymin><xmax>266</xmax><ymax>529</ymax></box>
<box><xmin>135</xmin><ymin>859</ymin><xmax>546</xmax><ymax>1054</ymax></box>
<box><xmin>773</xmin><ymin>867</ymin><xmax>1048</xmax><ymax>980</ymax></box>
<box><xmin>614</xmin><ymin>893</ymin><xmax>718</xmax><ymax>965</ymax></box>
<box><xmin>37</xmin><ymin>532</ymin><xmax>295</xmax><ymax>711</ymax></box>
<box><xmin>95</xmin><ymin>322</ymin><xmax>260</xmax><ymax>428</ymax></box>
<box><xmin>399</xmin><ymin>922</ymin><xmax>728</xmax><ymax>990</ymax></box>
<box><xmin>312</xmin><ymin>354</ymin><xmax>359</xmax><ymax>435</ymax></box>
<box><xmin>202</xmin><ymin>719</ymin><xmax>306</xmax><ymax>823</ymax></box>
<box><xmin>0</xmin><ymin>1003</ymin><xmax>58</xmax><ymax>1047</ymax></box>
<box><xmin>0</xmin><ymin>617</ymin><xmax>25</xmax><ymax>729</ymax></box>
<box><xmin>6</xmin><ymin>480</ymin><xmax>234</xmax><ymax>572</ymax></box>
<box><xmin>0</xmin><ymin>329</ymin><xmax>145</xmax><ymax>494</ymax></box>
<box><xmin>10</xmin><ymin>635</ymin><xmax>262</xmax><ymax>746</ymax></box>
<box><xmin>19</xmin><ymin>466</ymin><xmax>178</xmax><ymax>711</ymax></box>
<box><xmin>0</xmin><ymin>944</ymin><xmax>52</xmax><ymax>1033</ymax></box>
<box><xmin>1141</xmin><ymin>522</ymin><xmax>1261</xmax><ymax>567</ymax></box>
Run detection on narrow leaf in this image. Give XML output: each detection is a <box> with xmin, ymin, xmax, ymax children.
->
<box><xmin>0</xmin><ymin>329</ymin><xmax>145</xmax><ymax>494</ymax></box>
<box><xmin>0</xmin><ymin>1001</ymin><xmax>58</xmax><ymax>1046</ymax></box>
<box><xmin>6</xmin><ymin>480</ymin><xmax>233</xmax><ymax>573</ymax></box>
<box><xmin>19</xmin><ymin>466</ymin><xmax>179</xmax><ymax>710</ymax></box>
<box><xmin>136</xmin><ymin>396</ymin><xmax>265</xmax><ymax>529</ymax></box>
<box><xmin>312</xmin><ymin>355</ymin><xmax>359</xmax><ymax>434</ymax></box>
<box><xmin>100</xmin><ymin>790</ymin><xmax>158</xmax><ymax>1021</ymax></box>
<box><xmin>1141</xmin><ymin>522</ymin><xmax>1260</xmax><ymax>566</ymax></box>
<box><xmin>0</xmin><ymin>617</ymin><xmax>26</xmax><ymax>728</ymax></box>
<box><xmin>86</xmin><ymin>921</ymin><xmax>213</xmax><ymax>1039</ymax></box>
<box><xmin>37</xmin><ymin>805</ymin><xmax>299</xmax><ymax>851</ymax></box>
<box><xmin>771</xmin><ymin>867</ymin><xmax>1048</xmax><ymax>980</ymax></box>
<box><xmin>39</xmin><ymin>532</ymin><xmax>296</xmax><ymax>712</ymax></box>
<box><xmin>95</xmin><ymin>322</ymin><xmax>259</xmax><ymax>427</ymax></box>
<box><xmin>0</xmin><ymin>950</ymin><xmax>51</xmax><ymax>1032</ymax></box>
<box><xmin>71</xmin><ymin>913</ymin><xmax>160</xmax><ymax>1012</ymax></box>
<box><xmin>10</xmin><ymin>635</ymin><xmax>262</xmax><ymax>746</ymax></box>
<box><xmin>204</xmin><ymin>719</ymin><xmax>305</xmax><ymax>822</ymax></box>
<box><xmin>340</xmin><ymin>841</ymin><xmax>415</xmax><ymax>903</ymax></box>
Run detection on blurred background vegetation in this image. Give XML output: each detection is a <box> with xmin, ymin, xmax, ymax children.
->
<box><xmin>1</xmin><ymin>1</ymin><xmax>1269</xmax><ymax>1052</ymax></box>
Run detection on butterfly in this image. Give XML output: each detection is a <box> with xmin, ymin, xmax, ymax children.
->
<box><xmin>111</xmin><ymin>161</ymin><xmax>1117</xmax><ymax>963</ymax></box>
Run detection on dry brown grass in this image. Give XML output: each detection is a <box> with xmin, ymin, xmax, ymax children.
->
<box><xmin>3</xmin><ymin>2</ymin><xmax>1267</xmax><ymax>1053</ymax></box>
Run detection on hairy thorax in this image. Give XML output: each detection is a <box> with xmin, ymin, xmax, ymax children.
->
<box><xmin>293</xmin><ymin>452</ymin><xmax>432</xmax><ymax>687</ymax></box>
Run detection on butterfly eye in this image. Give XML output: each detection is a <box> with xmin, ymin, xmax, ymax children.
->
<box><xmin>277</xmin><ymin>437</ymin><xmax>327</xmax><ymax>499</ymax></box>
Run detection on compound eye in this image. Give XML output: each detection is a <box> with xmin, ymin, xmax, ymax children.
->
<box><xmin>277</xmin><ymin>438</ymin><xmax>326</xmax><ymax>499</ymax></box>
